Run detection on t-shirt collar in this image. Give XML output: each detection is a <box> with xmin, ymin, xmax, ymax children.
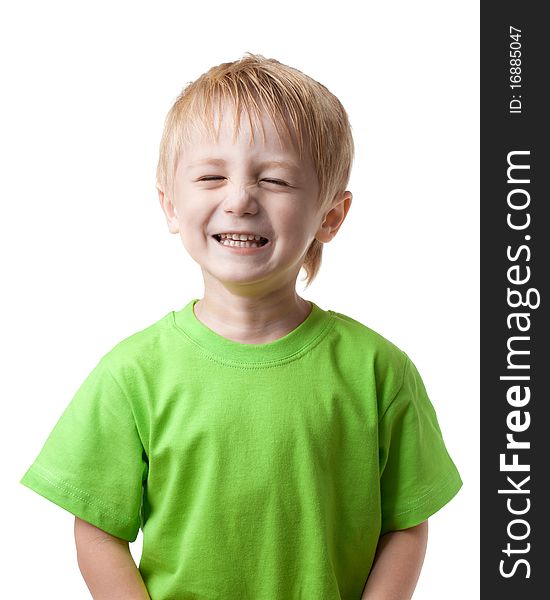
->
<box><xmin>171</xmin><ymin>298</ymin><xmax>334</xmax><ymax>366</ymax></box>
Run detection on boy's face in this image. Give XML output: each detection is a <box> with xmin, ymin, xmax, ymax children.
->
<box><xmin>158</xmin><ymin>102</ymin><xmax>350</xmax><ymax>295</ymax></box>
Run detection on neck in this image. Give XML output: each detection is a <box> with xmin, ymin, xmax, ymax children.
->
<box><xmin>193</xmin><ymin>285</ymin><xmax>312</xmax><ymax>345</ymax></box>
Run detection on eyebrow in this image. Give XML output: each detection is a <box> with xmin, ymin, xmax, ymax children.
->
<box><xmin>187</xmin><ymin>158</ymin><xmax>301</xmax><ymax>172</ymax></box>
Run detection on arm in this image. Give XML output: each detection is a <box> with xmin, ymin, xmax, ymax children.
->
<box><xmin>361</xmin><ymin>520</ymin><xmax>429</xmax><ymax>600</ymax></box>
<box><xmin>74</xmin><ymin>517</ymin><xmax>151</xmax><ymax>600</ymax></box>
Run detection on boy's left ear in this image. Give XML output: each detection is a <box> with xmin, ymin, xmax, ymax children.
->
<box><xmin>315</xmin><ymin>190</ymin><xmax>353</xmax><ymax>243</ymax></box>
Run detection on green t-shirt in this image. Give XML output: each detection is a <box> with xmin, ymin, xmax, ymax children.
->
<box><xmin>20</xmin><ymin>299</ymin><xmax>462</xmax><ymax>599</ymax></box>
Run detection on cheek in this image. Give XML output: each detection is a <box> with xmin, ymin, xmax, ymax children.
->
<box><xmin>277</xmin><ymin>204</ymin><xmax>317</xmax><ymax>237</ymax></box>
<box><xmin>177</xmin><ymin>201</ymin><xmax>210</xmax><ymax>231</ymax></box>
<box><xmin>274</xmin><ymin>202</ymin><xmax>305</xmax><ymax>226</ymax></box>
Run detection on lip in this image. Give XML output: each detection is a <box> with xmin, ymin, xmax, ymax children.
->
<box><xmin>212</xmin><ymin>231</ymin><xmax>269</xmax><ymax>239</ymax></box>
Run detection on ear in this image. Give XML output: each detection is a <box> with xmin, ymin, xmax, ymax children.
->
<box><xmin>157</xmin><ymin>185</ymin><xmax>180</xmax><ymax>235</ymax></box>
<box><xmin>315</xmin><ymin>190</ymin><xmax>353</xmax><ymax>243</ymax></box>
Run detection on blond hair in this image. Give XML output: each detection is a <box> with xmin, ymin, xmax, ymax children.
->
<box><xmin>156</xmin><ymin>52</ymin><xmax>354</xmax><ymax>287</ymax></box>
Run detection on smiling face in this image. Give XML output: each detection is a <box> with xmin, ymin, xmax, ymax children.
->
<box><xmin>158</xmin><ymin>102</ymin><xmax>338</xmax><ymax>296</ymax></box>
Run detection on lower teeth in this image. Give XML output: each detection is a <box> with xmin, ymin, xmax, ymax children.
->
<box><xmin>221</xmin><ymin>241</ymin><xmax>260</xmax><ymax>247</ymax></box>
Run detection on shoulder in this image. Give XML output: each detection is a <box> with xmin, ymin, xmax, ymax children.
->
<box><xmin>329</xmin><ymin>308</ymin><xmax>408</xmax><ymax>366</ymax></box>
<box><xmin>97</xmin><ymin>310</ymin><xmax>176</xmax><ymax>383</ymax></box>
<box><xmin>327</xmin><ymin>307</ymin><xmax>411</xmax><ymax>404</ymax></box>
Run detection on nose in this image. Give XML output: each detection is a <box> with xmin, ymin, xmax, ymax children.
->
<box><xmin>222</xmin><ymin>181</ymin><xmax>259</xmax><ymax>216</ymax></box>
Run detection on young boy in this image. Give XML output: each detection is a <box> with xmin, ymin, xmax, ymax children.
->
<box><xmin>20</xmin><ymin>53</ymin><xmax>462</xmax><ymax>599</ymax></box>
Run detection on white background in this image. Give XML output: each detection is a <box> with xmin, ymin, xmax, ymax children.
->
<box><xmin>2</xmin><ymin>1</ymin><xmax>479</xmax><ymax>598</ymax></box>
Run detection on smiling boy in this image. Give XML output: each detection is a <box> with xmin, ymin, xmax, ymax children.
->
<box><xmin>160</xmin><ymin>89</ymin><xmax>342</xmax><ymax>345</ymax></box>
<box><xmin>20</xmin><ymin>53</ymin><xmax>462</xmax><ymax>599</ymax></box>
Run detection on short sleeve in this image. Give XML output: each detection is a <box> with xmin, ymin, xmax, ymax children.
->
<box><xmin>378</xmin><ymin>353</ymin><xmax>462</xmax><ymax>535</ymax></box>
<box><xmin>20</xmin><ymin>355</ymin><xmax>148</xmax><ymax>542</ymax></box>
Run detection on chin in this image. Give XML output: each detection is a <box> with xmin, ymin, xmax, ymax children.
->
<box><xmin>211</xmin><ymin>267</ymin><xmax>273</xmax><ymax>286</ymax></box>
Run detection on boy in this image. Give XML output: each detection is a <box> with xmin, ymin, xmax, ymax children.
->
<box><xmin>20</xmin><ymin>53</ymin><xmax>462</xmax><ymax>599</ymax></box>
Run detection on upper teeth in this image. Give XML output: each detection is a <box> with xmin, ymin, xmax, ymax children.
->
<box><xmin>218</xmin><ymin>233</ymin><xmax>264</xmax><ymax>241</ymax></box>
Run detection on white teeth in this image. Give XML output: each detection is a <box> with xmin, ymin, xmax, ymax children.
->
<box><xmin>219</xmin><ymin>239</ymin><xmax>262</xmax><ymax>247</ymax></box>
<box><xmin>218</xmin><ymin>233</ymin><xmax>263</xmax><ymax>241</ymax></box>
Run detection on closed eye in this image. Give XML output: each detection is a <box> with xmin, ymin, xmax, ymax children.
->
<box><xmin>263</xmin><ymin>179</ymin><xmax>289</xmax><ymax>186</ymax></box>
<box><xmin>197</xmin><ymin>177</ymin><xmax>290</xmax><ymax>187</ymax></box>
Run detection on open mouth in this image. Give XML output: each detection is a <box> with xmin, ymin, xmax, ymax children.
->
<box><xmin>212</xmin><ymin>234</ymin><xmax>269</xmax><ymax>248</ymax></box>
